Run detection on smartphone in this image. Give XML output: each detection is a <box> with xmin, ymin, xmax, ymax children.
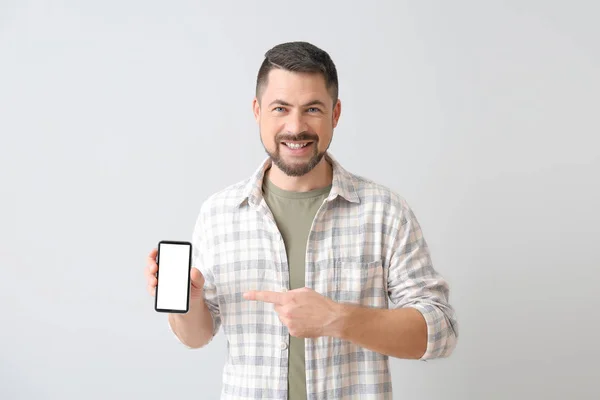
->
<box><xmin>154</xmin><ymin>240</ymin><xmax>192</xmax><ymax>313</ymax></box>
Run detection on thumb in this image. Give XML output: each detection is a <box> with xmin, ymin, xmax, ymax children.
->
<box><xmin>190</xmin><ymin>267</ymin><xmax>205</xmax><ymax>287</ymax></box>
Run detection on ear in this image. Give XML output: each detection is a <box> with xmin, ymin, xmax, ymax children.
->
<box><xmin>332</xmin><ymin>99</ymin><xmax>342</xmax><ymax>128</ymax></box>
<box><xmin>252</xmin><ymin>97</ymin><xmax>260</xmax><ymax>123</ymax></box>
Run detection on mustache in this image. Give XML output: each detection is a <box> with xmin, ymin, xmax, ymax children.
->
<box><xmin>276</xmin><ymin>132</ymin><xmax>319</xmax><ymax>142</ymax></box>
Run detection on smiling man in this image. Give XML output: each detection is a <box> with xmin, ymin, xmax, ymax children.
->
<box><xmin>146</xmin><ymin>41</ymin><xmax>458</xmax><ymax>400</ymax></box>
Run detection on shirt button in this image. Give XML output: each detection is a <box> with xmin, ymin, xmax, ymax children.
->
<box><xmin>280</xmin><ymin>341</ymin><xmax>288</xmax><ymax>350</ymax></box>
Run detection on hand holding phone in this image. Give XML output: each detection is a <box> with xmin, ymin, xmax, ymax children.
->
<box><xmin>144</xmin><ymin>240</ymin><xmax>205</xmax><ymax>313</ymax></box>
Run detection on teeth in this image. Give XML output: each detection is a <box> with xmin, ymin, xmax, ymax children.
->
<box><xmin>284</xmin><ymin>142</ymin><xmax>309</xmax><ymax>149</ymax></box>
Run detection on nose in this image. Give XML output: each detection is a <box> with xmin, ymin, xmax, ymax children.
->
<box><xmin>284</xmin><ymin>110</ymin><xmax>307</xmax><ymax>135</ymax></box>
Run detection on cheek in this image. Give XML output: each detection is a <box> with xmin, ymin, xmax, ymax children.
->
<box><xmin>260</xmin><ymin>121</ymin><xmax>280</xmax><ymax>147</ymax></box>
<box><xmin>315</xmin><ymin>123</ymin><xmax>333</xmax><ymax>146</ymax></box>
<box><xmin>261</xmin><ymin>118</ymin><xmax>280</xmax><ymax>134</ymax></box>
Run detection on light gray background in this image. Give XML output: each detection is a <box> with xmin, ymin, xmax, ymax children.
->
<box><xmin>1</xmin><ymin>1</ymin><xmax>598</xmax><ymax>399</ymax></box>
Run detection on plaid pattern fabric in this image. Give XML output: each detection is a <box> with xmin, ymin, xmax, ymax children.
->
<box><xmin>181</xmin><ymin>152</ymin><xmax>458</xmax><ymax>399</ymax></box>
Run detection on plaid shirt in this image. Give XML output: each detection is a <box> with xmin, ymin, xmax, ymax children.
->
<box><xmin>180</xmin><ymin>152</ymin><xmax>458</xmax><ymax>399</ymax></box>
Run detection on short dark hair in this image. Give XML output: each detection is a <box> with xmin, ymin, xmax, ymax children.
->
<box><xmin>256</xmin><ymin>41</ymin><xmax>339</xmax><ymax>106</ymax></box>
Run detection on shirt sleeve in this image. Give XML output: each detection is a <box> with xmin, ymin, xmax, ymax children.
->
<box><xmin>386</xmin><ymin>203</ymin><xmax>459</xmax><ymax>361</ymax></box>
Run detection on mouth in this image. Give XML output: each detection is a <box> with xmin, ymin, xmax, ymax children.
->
<box><xmin>281</xmin><ymin>141</ymin><xmax>314</xmax><ymax>150</ymax></box>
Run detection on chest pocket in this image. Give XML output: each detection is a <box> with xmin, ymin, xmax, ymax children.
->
<box><xmin>329</xmin><ymin>259</ymin><xmax>388</xmax><ymax>308</ymax></box>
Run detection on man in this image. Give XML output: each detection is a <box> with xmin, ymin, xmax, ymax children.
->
<box><xmin>145</xmin><ymin>41</ymin><xmax>458</xmax><ymax>400</ymax></box>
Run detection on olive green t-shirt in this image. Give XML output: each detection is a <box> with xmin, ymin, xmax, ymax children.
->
<box><xmin>262</xmin><ymin>175</ymin><xmax>332</xmax><ymax>400</ymax></box>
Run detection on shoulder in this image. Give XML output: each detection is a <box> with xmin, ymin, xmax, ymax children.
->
<box><xmin>350</xmin><ymin>172</ymin><xmax>414</xmax><ymax>225</ymax></box>
<box><xmin>193</xmin><ymin>177</ymin><xmax>250</xmax><ymax>230</ymax></box>
<box><xmin>191</xmin><ymin>177</ymin><xmax>248</xmax><ymax>241</ymax></box>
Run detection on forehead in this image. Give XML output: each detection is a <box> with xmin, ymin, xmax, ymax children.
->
<box><xmin>262</xmin><ymin>69</ymin><xmax>330</xmax><ymax>103</ymax></box>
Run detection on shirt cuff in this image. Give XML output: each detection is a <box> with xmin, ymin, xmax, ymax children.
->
<box><xmin>407</xmin><ymin>303</ymin><xmax>457</xmax><ymax>361</ymax></box>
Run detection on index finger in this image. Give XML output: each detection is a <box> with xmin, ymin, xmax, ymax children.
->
<box><xmin>147</xmin><ymin>248</ymin><xmax>157</xmax><ymax>261</ymax></box>
<box><xmin>243</xmin><ymin>290</ymin><xmax>285</xmax><ymax>304</ymax></box>
<box><xmin>146</xmin><ymin>248</ymin><xmax>158</xmax><ymax>273</ymax></box>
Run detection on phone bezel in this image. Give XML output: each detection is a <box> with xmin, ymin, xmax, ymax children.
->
<box><xmin>154</xmin><ymin>240</ymin><xmax>192</xmax><ymax>313</ymax></box>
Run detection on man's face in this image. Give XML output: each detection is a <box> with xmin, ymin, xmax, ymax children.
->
<box><xmin>253</xmin><ymin>69</ymin><xmax>341</xmax><ymax>177</ymax></box>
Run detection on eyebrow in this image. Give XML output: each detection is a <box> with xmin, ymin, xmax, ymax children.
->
<box><xmin>268</xmin><ymin>99</ymin><xmax>327</xmax><ymax>108</ymax></box>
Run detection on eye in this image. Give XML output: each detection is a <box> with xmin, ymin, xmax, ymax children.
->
<box><xmin>273</xmin><ymin>107</ymin><xmax>285</xmax><ymax>112</ymax></box>
<box><xmin>307</xmin><ymin>107</ymin><xmax>321</xmax><ymax>113</ymax></box>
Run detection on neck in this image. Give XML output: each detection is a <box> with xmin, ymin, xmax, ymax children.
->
<box><xmin>266</xmin><ymin>156</ymin><xmax>333</xmax><ymax>192</ymax></box>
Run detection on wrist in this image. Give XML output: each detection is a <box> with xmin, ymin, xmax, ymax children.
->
<box><xmin>328</xmin><ymin>302</ymin><xmax>353</xmax><ymax>339</ymax></box>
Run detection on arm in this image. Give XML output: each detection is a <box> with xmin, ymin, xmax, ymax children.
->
<box><xmin>331</xmin><ymin>204</ymin><xmax>458</xmax><ymax>360</ymax></box>
<box><xmin>329</xmin><ymin>304</ymin><xmax>428</xmax><ymax>359</ymax></box>
<box><xmin>168</xmin><ymin>295</ymin><xmax>215</xmax><ymax>348</ymax></box>
<box><xmin>169</xmin><ymin>207</ymin><xmax>222</xmax><ymax>348</ymax></box>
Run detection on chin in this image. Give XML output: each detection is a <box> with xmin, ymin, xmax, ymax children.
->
<box><xmin>274</xmin><ymin>154</ymin><xmax>325</xmax><ymax>177</ymax></box>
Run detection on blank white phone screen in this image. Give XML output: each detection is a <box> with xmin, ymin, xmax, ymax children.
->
<box><xmin>156</xmin><ymin>243</ymin><xmax>190</xmax><ymax>311</ymax></box>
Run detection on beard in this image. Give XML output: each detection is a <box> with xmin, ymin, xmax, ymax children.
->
<box><xmin>262</xmin><ymin>131</ymin><xmax>329</xmax><ymax>177</ymax></box>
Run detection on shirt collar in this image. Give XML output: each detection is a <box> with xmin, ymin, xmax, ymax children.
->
<box><xmin>235</xmin><ymin>152</ymin><xmax>360</xmax><ymax>209</ymax></box>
